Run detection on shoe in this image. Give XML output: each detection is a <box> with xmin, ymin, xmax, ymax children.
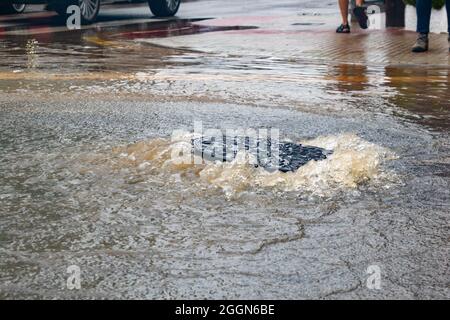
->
<box><xmin>353</xmin><ymin>6</ymin><xmax>368</xmax><ymax>29</ymax></box>
<box><xmin>336</xmin><ymin>24</ymin><xmax>351</xmax><ymax>34</ymax></box>
<box><xmin>412</xmin><ymin>33</ymin><xmax>429</xmax><ymax>53</ymax></box>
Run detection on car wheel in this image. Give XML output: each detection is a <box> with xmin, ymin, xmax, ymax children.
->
<box><xmin>0</xmin><ymin>4</ymin><xmax>26</xmax><ymax>14</ymax></box>
<box><xmin>52</xmin><ymin>0</ymin><xmax>101</xmax><ymax>24</ymax></box>
<box><xmin>148</xmin><ymin>0</ymin><xmax>181</xmax><ymax>17</ymax></box>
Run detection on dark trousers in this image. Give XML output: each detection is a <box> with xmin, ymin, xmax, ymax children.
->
<box><xmin>416</xmin><ymin>0</ymin><xmax>450</xmax><ymax>33</ymax></box>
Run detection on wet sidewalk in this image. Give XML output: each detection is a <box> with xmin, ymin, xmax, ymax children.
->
<box><xmin>143</xmin><ymin>13</ymin><xmax>450</xmax><ymax>67</ymax></box>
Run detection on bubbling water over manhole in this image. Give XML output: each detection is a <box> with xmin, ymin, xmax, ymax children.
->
<box><xmin>111</xmin><ymin>133</ymin><xmax>397</xmax><ymax>197</ymax></box>
<box><xmin>192</xmin><ymin>135</ymin><xmax>332</xmax><ymax>173</ymax></box>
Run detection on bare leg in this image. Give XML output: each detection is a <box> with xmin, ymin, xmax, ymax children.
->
<box><xmin>339</xmin><ymin>0</ymin><xmax>349</xmax><ymax>25</ymax></box>
<box><xmin>356</xmin><ymin>0</ymin><xmax>364</xmax><ymax>6</ymax></box>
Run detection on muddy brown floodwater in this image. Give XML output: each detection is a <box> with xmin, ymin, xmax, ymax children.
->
<box><xmin>0</xmin><ymin>15</ymin><xmax>449</xmax><ymax>299</ymax></box>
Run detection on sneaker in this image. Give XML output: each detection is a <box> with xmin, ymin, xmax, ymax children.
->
<box><xmin>353</xmin><ymin>6</ymin><xmax>368</xmax><ymax>29</ymax></box>
<box><xmin>412</xmin><ymin>33</ymin><xmax>429</xmax><ymax>53</ymax></box>
<box><xmin>336</xmin><ymin>23</ymin><xmax>351</xmax><ymax>34</ymax></box>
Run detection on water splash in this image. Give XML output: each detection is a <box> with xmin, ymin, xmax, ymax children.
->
<box><xmin>25</xmin><ymin>39</ymin><xmax>39</xmax><ymax>69</ymax></box>
<box><xmin>112</xmin><ymin>133</ymin><xmax>397</xmax><ymax>197</ymax></box>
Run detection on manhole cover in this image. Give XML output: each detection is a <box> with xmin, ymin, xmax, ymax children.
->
<box><xmin>192</xmin><ymin>135</ymin><xmax>332</xmax><ymax>173</ymax></box>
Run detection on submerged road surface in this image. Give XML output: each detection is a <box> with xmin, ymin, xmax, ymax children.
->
<box><xmin>0</xmin><ymin>0</ymin><xmax>449</xmax><ymax>299</ymax></box>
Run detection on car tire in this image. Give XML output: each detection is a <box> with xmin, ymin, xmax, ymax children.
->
<box><xmin>0</xmin><ymin>4</ymin><xmax>26</xmax><ymax>14</ymax></box>
<box><xmin>148</xmin><ymin>0</ymin><xmax>181</xmax><ymax>17</ymax></box>
<box><xmin>52</xmin><ymin>0</ymin><xmax>101</xmax><ymax>24</ymax></box>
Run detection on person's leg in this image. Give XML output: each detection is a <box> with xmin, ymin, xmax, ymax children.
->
<box><xmin>447</xmin><ymin>0</ymin><xmax>450</xmax><ymax>33</ymax></box>
<box><xmin>336</xmin><ymin>0</ymin><xmax>351</xmax><ymax>33</ymax></box>
<box><xmin>447</xmin><ymin>0</ymin><xmax>450</xmax><ymax>51</ymax></box>
<box><xmin>353</xmin><ymin>0</ymin><xmax>368</xmax><ymax>29</ymax></box>
<box><xmin>412</xmin><ymin>0</ymin><xmax>432</xmax><ymax>52</ymax></box>
<box><xmin>338</xmin><ymin>0</ymin><xmax>349</xmax><ymax>25</ymax></box>
<box><xmin>416</xmin><ymin>0</ymin><xmax>432</xmax><ymax>34</ymax></box>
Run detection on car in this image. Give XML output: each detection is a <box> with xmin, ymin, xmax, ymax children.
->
<box><xmin>3</xmin><ymin>0</ymin><xmax>181</xmax><ymax>24</ymax></box>
<box><xmin>0</xmin><ymin>3</ymin><xmax>27</xmax><ymax>14</ymax></box>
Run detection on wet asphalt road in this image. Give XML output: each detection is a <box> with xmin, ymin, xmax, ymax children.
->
<box><xmin>0</xmin><ymin>0</ymin><xmax>449</xmax><ymax>299</ymax></box>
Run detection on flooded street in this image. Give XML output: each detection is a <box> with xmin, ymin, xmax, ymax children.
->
<box><xmin>0</xmin><ymin>0</ymin><xmax>449</xmax><ymax>299</ymax></box>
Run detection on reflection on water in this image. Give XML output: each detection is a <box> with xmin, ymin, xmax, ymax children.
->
<box><xmin>0</xmin><ymin>18</ymin><xmax>255</xmax><ymax>73</ymax></box>
<box><xmin>326</xmin><ymin>64</ymin><xmax>370</xmax><ymax>92</ymax></box>
<box><xmin>385</xmin><ymin>66</ymin><xmax>450</xmax><ymax>130</ymax></box>
<box><xmin>0</xmin><ymin>18</ymin><xmax>449</xmax><ymax>131</ymax></box>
